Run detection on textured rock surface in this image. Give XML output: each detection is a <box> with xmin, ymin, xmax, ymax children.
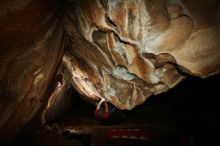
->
<box><xmin>64</xmin><ymin>0</ymin><xmax>220</xmax><ymax>110</ymax></box>
<box><xmin>0</xmin><ymin>0</ymin><xmax>64</xmax><ymax>143</ymax></box>
<box><xmin>0</xmin><ymin>0</ymin><xmax>220</xmax><ymax>144</ymax></box>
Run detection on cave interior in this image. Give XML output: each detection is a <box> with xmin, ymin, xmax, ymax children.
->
<box><xmin>0</xmin><ymin>0</ymin><xmax>220</xmax><ymax>146</ymax></box>
<box><xmin>11</xmin><ymin>75</ymin><xmax>220</xmax><ymax>146</ymax></box>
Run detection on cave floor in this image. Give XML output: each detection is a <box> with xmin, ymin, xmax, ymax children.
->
<box><xmin>12</xmin><ymin>75</ymin><xmax>220</xmax><ymax>146</ymax></box>
<box><xmin>13</xmin><ymin>98</ymin><xmax>183</xmax><ymax>146</ymax></box>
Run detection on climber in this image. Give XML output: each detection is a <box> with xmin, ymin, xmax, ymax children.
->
<box><xmin>94</xmin><ymin>98</ymin><xmax>117</xmax><ymax>120</ymax></box>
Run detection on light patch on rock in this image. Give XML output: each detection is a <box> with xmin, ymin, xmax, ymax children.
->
<box><xmin>149</xmin><ymin>72</ymin><xmax>160</xmax><ymax>84</ymax></box>
<box><xmin>114</xmin><ymin>40</ymin><xmax>125</xmax><ymax>56</ymax></box>
<box><xmin>113</xmin><ymin>66</ymin><xmax>136</xmax><ymax>80</ymax></box>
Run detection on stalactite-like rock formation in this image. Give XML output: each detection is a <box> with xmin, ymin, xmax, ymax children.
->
<box><xmin>64</xmin><ymin>0</ymin><xmax>220</xmax><ymax>109</ymax></box>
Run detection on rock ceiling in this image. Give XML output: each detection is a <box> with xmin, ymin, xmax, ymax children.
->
<box><xmin>0</xmin><ymin>0</ymin><xmax>219</xmax><ymax>144</ymax></box>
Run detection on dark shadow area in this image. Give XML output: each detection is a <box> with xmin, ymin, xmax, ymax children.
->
<box><xmin>11</xmin><ymin>74</ymin><xmax>220</xmax><ymax>146</ymax></box>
